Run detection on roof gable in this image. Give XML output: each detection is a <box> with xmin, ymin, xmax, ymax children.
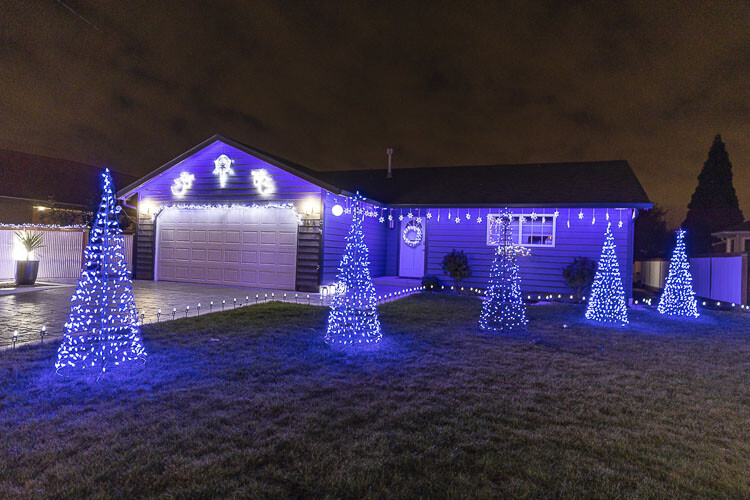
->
<box><xmin>117</xmin><ymin>135</ymin><xmax>340</xmax><ymax>199</ymax></box>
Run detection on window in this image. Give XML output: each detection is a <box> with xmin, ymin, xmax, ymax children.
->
<box><xmin>486</xmin><ymin>213</ymin><xmax>556</xmax><ymax>247</ymax></box>
<box><xmin>743</xmin><ymin>239</ymin><xmax>750</xmax><ymax>252</ymax></box>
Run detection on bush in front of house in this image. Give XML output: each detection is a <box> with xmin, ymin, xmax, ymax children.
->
<box><xmin>421</xmin><ymin>275</ymin><xmax>441</xmax><ymax>291</ymax></box>
<box><xmin>562</xmin><ymin>257</ymin><xmax>597</xmax><ymax>301</ymax></box>
<box><xmin>441</xmin><ymin>249</ymin><xmax>471</xmax><ymax>291</ymax></box>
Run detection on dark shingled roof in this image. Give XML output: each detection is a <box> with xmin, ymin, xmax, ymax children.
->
<box><xmin>316</xmin><ymin>160</ymin><xmax>652</xmax><ymax>208</ymax></box>
<box><xmin>0</xmin><ymin>149</ymin><xmax>136</xmax><ymax>206</ymax></box>
<box><xmin>714</xmin><ymin>221</ymin><xmax>750</xmax><ymax>234</ymax></box>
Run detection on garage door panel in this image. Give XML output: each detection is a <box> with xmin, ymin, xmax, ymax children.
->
<box><xmin>156</xmin><ymin>207</ymin><xmax>298</xmax><ymax>289</ymax></box>
<box><xmin>207</xmin><ymin>249</ymin><xmax>223</xmax><ymax>262</ymax></box>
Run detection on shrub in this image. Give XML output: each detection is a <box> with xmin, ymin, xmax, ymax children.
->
<box><xmin>562</xmin><ymin>257</ymin><xmax>597</xmax><ymax>300</ymax></box>
<box><xmin>441</xmin><ymin>249</ymin><xmax>471</xmax><ymax>291</ymax></box>
<box><xmin>421</xmin><ymin>275</ymin><xmax>441</xmax><ymax>291</ymax></box>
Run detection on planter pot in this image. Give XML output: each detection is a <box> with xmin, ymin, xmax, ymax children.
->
<box><xmin>15</xmin><ymin>260</ymin><xmax>40</xmax><ymax>286</ymax></box>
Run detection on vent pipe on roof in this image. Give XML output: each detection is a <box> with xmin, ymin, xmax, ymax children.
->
<box><xmin>386</xmin><ymin>148</ymin><xmax>393</xmax><ymax>179</ymax></box>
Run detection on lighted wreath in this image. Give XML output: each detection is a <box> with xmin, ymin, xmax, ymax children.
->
<box><xmin>402</xmin><ymin>220</ymin><xmax>423</xmax><ymax>247</ymax></box>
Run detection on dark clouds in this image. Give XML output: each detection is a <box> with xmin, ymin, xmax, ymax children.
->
<box><xmin>1</xmin><ymin>0</ymin><xmax>749</xmax><ymax>224</ymax></box>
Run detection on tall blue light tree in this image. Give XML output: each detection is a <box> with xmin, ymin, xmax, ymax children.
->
<box><xmin>585</xmin><ymin>222</ymin><xmax>629</xmax><ymax>325</ymax></box>
<box><xmin>479</xmin><ymin>211</ymin><xmax>528</xmax><ymax>332</ymax></box>
<box><xmin>325</xmin><ymin>197</ymin><xmax>382</xmax><ymax>345</ymax></box>
<box><xmin>658</xmin><ymin>229</ymin><xmax>699</xmax><ymax>317</ymax></box>
<box><xmin>56</xmin><ymin>169</ymin><xmax>147</xmax><ymax>374</ymax></box>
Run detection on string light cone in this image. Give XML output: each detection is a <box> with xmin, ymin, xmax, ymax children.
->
<box><xmin>56</xmin><ymin>169</ymin><xmax>147</xmax><ymax>375</ymax></box>
<box><xmin>324</xmin><ymin>196</ymin><xmax>382</xmax><ymax>345</ymax></box>
<box><xmin>479</xmin><ymin>210</ymin><xmax>528</xmax><ymax>332</ymax></box>
<box><xmin>658</xmin><ymin>229</ymin><xmax>699</xmax><ymax>317</ymax></box>
<box><xmin>585</xmin><ymin>222</ymin><xmax>629</xmax><ymax>325</ymax></box>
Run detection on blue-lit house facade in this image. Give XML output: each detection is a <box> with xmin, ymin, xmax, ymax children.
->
<box><xmin>117</xmin><ymin>135</ymin><xmax>652</xmax><ymax>296</ymax></box>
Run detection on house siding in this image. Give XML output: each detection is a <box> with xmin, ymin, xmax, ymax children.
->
<box><xmin>423</xmin><ymin>208</ymin><xmax>635</xmax><ymax>298</ymax></box>
<box><xmin>321</xmin><ymin>195</ymin><xmax>387</xmax><ymax>285</ymax></box>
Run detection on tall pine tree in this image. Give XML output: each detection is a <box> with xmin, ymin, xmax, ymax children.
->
<box><xmin>658</xmin><ymin>229</ymin><xmax>699</xmax><ymax>317</ymax></box>
<box><xmin>324</xmin><ymin>198</ymin><xmax>382</xmax><ymax>345</ymax></box>
<box><xmin>56</xmin><ymin>169</ymin><xmax>146</xmax><ymax>374</ymax></box>
<box><xmin>683</xmin><ymin>135</ymin><xmax>744</xmax><ymax>254</ymax></box>
<box><xmin>585</xmin><ymin>222</ymin><xmax>629</xmax><ymax>325</ymax></box>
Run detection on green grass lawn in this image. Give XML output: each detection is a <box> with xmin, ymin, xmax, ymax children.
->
<box><xmin>1</xmin><ymin>294</ymin><xmax>749</xmax><ymax>497</ymax></box>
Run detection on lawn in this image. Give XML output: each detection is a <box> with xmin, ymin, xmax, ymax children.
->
<box><xmin>1</xmin><ymin>294</ymin><xmax>749</xmax><ymax>497</ymax></box>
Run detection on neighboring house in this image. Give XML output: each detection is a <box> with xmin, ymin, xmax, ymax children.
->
<box><xmin>117</xmin><ymin>135</ymin><xmax>652</xmax><ymax>295</ymax></box>
<box><xmin>0</xmin><ymin>149</ymin><xmax>136</xmax><ymax>225</ymax></box>
<box><xmin>711</xmin><ymin>222</ymin><xmax>750</xmax><ymax>253</ymax></box>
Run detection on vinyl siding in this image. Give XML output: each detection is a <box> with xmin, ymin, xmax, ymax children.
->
<box><xmin>423</xmin><ymin>208</ymin><xmax>635</xmax><ymax>298</ymax></box>
<box><xmin>321</xmin><ymin>195</ymin><xmax>387</xmax><ymax>284</ymax></box>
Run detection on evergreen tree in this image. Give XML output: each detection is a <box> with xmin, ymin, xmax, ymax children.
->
<box><xmin>325</xmin><ymin>198</ymin><xmax>382</xmax><ymax>345</ymax></box>
<box><xmin>479</xmin><ymin>211</ymin><xmax>528</xmax><ymax>332</ymax></box>
<box><xmin>658</xmin><ymin>229</ymin><xmax>699</xmax><ymax>317</ymax></box>
<box><xmin>585</xmin><ymin>222</ymin><xmax>629</xmax><ymax>325</ymax></box>
<box><xmin>683</xmin><ymin>134</ymin><xmax>744</xmax><ymax>254</ymax></box>
<box><xmin>56</xmin><ymin>169</ymin><xmax>147</xmax><ymax>374</ymax></box>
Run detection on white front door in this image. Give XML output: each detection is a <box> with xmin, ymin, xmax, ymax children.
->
<box><xmin>399</xmin><ymin>218</ymin><xmax>425</xmax><ymax>278</ymax></box>
<box><xmin>155</xmin><ymin>207</ymin><xmax>298</xmax><ymax>289</ymax></box>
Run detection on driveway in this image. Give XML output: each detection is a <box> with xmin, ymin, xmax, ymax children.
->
<box><xmin>0</xmin><ymin>278</ymin><xmax>421</xmax><ymax>349</ymax></box>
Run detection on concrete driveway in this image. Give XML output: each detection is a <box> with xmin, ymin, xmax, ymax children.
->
<box><xmin>0</xmin><ymin>277</ymin><xmax>421</xmax><ymax>349</ymax></box>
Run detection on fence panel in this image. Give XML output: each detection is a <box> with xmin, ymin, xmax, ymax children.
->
<box><xmin>690</xmin><ymin>254</ymin><xmax>746</xmax><ymax>304</ymax></box>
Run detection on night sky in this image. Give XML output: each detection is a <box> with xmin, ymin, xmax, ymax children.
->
<box><xmin>2</xmin><ymin>1</ymin><xmax>749</xmax><ymax>224</ymax></box>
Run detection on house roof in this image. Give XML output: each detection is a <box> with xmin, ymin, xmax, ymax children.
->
<box><xmin>316</xmin><ymin>161</ymin><xmax>652</xmax><ymax>208</ymax></box>
<box><xmin>0</xmin><ymin>149</ymin><xmax>137</xmax><ymax>207</ymax></box>
<box><xmin>117</xmin><ymin>134</ymin><xmax>652</xmax><ymax>208</ymax></box>
<box><xmin>712</xmin><ymin>221</ymin><xmax>750</xmax><ymax>236</ymax></box>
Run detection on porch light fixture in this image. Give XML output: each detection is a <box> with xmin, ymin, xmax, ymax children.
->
<box><xmin>331</xmin><ymin>204</ymin><xmax>343</xmax><ymax>217</ymax></box>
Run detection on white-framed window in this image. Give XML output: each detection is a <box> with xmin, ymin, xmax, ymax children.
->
<box><xmin>486</xmin><ymin>213</ymin><xmax>557</xmax><ymax>247</ymax></box>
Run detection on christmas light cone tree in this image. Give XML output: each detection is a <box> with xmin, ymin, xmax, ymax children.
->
<box><xmin>479</xmin><ymin>211</ymin><xmax>528</xmax><ymax>332</ymax></box>
<box><xmin>56</xmin><ymin>169</ymin><xmax>146</xmax><ymax>374</ymax></box>
<box><xmin>658</xmin><ymin>229</ymin><xmax>699</xmax><ymax>317</ymax></box>
<box><xmin>324</xmin><ymin>198</ymin><xmax>382</xmax><ymax>345</ymax></box>
<box><xmin>585</xmin><ymin>222</ymin><xmax>629</xmax><ymax>325</ymax></box>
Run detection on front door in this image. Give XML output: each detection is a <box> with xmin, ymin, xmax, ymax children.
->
<box><xmin>399</xmin><ymin>218</ymin><xmax>425</xmax><ymax>277</ymax></box>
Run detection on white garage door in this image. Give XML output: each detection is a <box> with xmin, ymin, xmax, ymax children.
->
<box><xmin>155</xmin><ymin>207</ymin><xmax>298</xmax><ymax>289</ymax></box>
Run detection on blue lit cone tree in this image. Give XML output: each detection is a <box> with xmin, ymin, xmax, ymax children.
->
<box><xmin>585</xmin><ymin>222</ymin><xmax>629</xmax><ymax>324</ymax></box>
<box><xmin>479</xmin><ymin>211</ymin><xmax>528</xmax><ymax>332</ymax></box>
<box><xmin>658</xmin><ymin>229</ymin><xmax>699</xmax><ymax>317</ymax></box>
<box><xmin>56</xmin><ymin>169</ymin><xmax>147</xmax><ymax>374</ymax></box>
<box><xmin>325</xmin><ymin>199</ymin><xmax>382</xmax><ymax>345</ymax></box>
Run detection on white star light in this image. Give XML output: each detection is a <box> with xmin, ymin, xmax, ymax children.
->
<box><xmin>466</xmin><ymin>212</ymin><xmax>471</xmax><ymax>220</ymax></box>
<box><xmin>379</xmin><ymin>217</ymin><xmax>385</xmax><ymax>223</ymax></box>
<box><xmin>407</xmin><ymin>212</ymin><xmax>414</xmax><ymax>218</ymax></box>
<box><xmin>553</xmin><ymin>210</ymin><xmax>559</xmax><ymax>217</ymax></box>
<box><xmin>476</xmin><ymin>216</ymin><xmax>482</xmax><ymax>223</ymax></box>
<box><xmin>388</xmin><ymin>215</ymin><xmax>393</xmax><ymax>221</ymax></box>
<box><xmin>578</xmin><ymin>210</ymin><xmax>584</xmax><ymax>220</ymax></box>
<box><xmin>531</xmin><ymin>211</ymin><xmax>538</xmax><ymax>220</ymax></box>
<box><xmin>398</xmin><ymin>214</ymin><xmax>404</xmax><ymax>221</ymax></box>
<box><xmin>344</xmin><ymin>207</ymin><xmax>351</xmax><ymax>215</ymax></box>
<box><xmin>520</xmin><ymin>216</ymin><xmax>527</xmax><ymax>223</ymax></box>
<box><xmin>454</xmin><ymin>217</ymin><xmax>460</xmax><ymax>223</ymax></box>
<box><xmin>426</xmin><ymin>212</ymin><xmax>433</xmax><ymax>219</ymax></box>
<box><xmin>416</xmin><ymin>217</ymin><xmax>422</xmax><ymax>223</ymax></box>
<box><xmin>618</xmin><ymin>220</ymin><xmax>623</xmax><ymax>228</ymax></box>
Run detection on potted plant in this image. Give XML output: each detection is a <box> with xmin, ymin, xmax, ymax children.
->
<box><xmin>14</xmin><ymin>231</ymin><xmax>44</xmax><ymax>285</ymax></box>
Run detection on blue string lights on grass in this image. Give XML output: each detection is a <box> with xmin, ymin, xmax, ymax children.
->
<box><xmin>479</xmin><ymin>210</ymin><xmax>528</xmax><ymax>332</ymax></box>
<box><xmin>585</xmin><ymin>222</ymin><xmax>629</xmax><ymax>325</ymax></box>
<box><xmin>56</xmin><ymin>169</ymin><xmax>147</xmax><ymax>375</ymax></box>
<box><xmin>658</xmin><ymin>229</ymin><xmax>699</xmax><ymax>317</ymax></box>
<box><xmin>325</xmin><ymin>194</ymin><xmax>382</xmax><ymax>345</ymax></box>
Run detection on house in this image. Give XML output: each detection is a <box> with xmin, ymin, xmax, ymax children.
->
<box><xmin>711</xmin><ymin>222</ymin><xmax>750</xmax><ymax>253</ymax></box>
<box><xmin>0</xmin><ymin>149</ymin><xmax>136</xmax><ymax>225</ymax></box>
<box><xmin>117</xmin><ymin>135</ymin><xmax>652</xmax><ymax>295</ymax></box>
